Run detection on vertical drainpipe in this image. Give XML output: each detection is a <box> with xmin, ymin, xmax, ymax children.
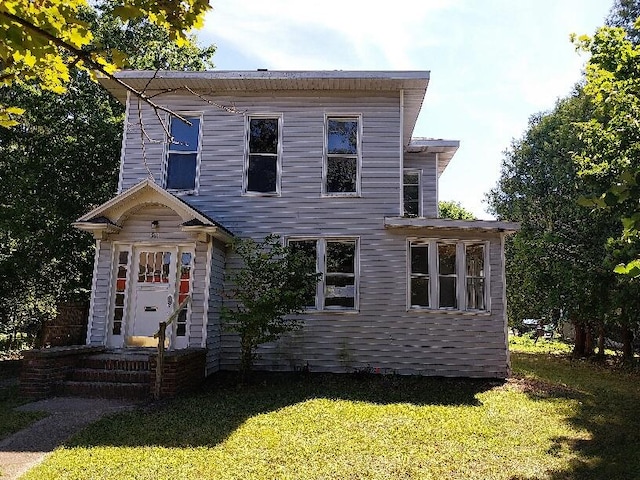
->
<box><xmin>435</xmin><ymin>152</ymin><xmax>440</xmax><ymax>217</ymax></box>
<box><xmin>399</xmin><ymin>90</ymin><xmax>405</xmax><ymax>216</ymax></box>
<box><xmin>117</xmin><ymin>90</ymin><xmax>131</xmax><ymax>194</ymax></box>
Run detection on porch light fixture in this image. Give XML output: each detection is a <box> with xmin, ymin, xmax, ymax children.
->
<box><xmin>151</xmin><ymin>220</ymin><xmax>159</xmax><ymax>229</ymax></box>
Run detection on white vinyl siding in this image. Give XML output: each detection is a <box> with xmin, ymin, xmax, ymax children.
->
<box><xmin>116</xmin><ymin>92</ymin><xmax>509</xmax><ymax>378</ymax></box>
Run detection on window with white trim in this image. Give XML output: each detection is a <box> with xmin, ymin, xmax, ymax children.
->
<box><xmin>165</xmin><ymin>115</ymin><xmax>202</xmax><ymax>191</ymax></box>
<box><xmin>245</xmin><ymin>116</ymin><xmax>281</xmax><ymax>194</ymax></box>
<box><xmin>288</xmin><ymin>238</ymin><xmax>359</xmax><ymax>311</ymax></box>
<box><xmin>408</xmin><ymin>240</ymin><xmax>488</xmax><ymax>312</ymax></box>
<box><xmin>403</xmin><ymin>169</ymin><xmax>421</xmax><ymax>217</ymax></box>
<box><xmin>324</xmin><ymin>116</ymin><xmax>361</xmax><ymax>195</ymax></box>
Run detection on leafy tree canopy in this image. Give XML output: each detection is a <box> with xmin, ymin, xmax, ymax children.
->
<box><xmin>572</xmin><ymin>16</ymin><xmax>640</xmax><ymax>276</ymax></box>
<box><xmin>0</xmin><ymin>3</ymin><xmax>215</xmax><ymax>344</ymax></box>
<box><xmin>0</xmin><ymin>0</ymin><xmax>211</xmax><ymax>126</ymax></box>
<box><xmin>438</xmin><ymin>201</ymin><xmax>475</xmax><ymax>220</ymax></box>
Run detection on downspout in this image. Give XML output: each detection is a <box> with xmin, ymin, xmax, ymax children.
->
<box><xmin>399</xmin><ymin>90</ymin><xmax>405</xmax><ymax>216</ymax></box>
<box><xmin>117</xmin><ymin>90</ymin><xmax>131</xmax><ymax>194</ymax></box>
<box><xmin>435</xmin><ymin>152</ymin><xmax>440</xmax><ymax>217</ymax></box>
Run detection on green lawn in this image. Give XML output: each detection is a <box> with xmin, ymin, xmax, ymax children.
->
<box><xmin>20</xmin><ymin>347</ymin><xmax>640</xmax><ymax>480</ymax></box>
<box><xmin>0</xmin><ymin>373</ymin><xmax>46</xmax><ymax>441</ymax></box>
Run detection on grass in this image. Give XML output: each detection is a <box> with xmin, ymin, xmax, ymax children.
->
<box><xmin>0</xmin><ymin>358</ymin><xmax>46</xmax><ymax>442</ymax></box>
<box><xmin>19</xmin><ymin>347</ymin><xmax>640</xmax><ymax>480</ymax></box>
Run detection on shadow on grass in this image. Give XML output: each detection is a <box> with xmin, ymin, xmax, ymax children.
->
<box><xmin>510</xmin><ymin>352</ymin><xmax>640</xmax><ymax>480</ymax></box>
<box><xmin>68</xmin><ymin>371</ymin><xmax>501</xmax><ymax>450</ymax></box>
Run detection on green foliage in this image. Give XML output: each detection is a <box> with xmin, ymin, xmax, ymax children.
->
<box><xmin>0</xmin><ymin>384</ymin><xmax>47</xmax><ymax>441</ymax></box>
<box><xmin>487</xmin><ymin>91</ymin><xmax>619</xmax><ymax>335</ymax></box>
<box><xmin>0</xmin><ymin>4</ymin><xmax>216</xmax><ymax>341</ymax></box>
<box><xmin>0</xmin><ymin>0</ymin><xmax>211</xmax><ymax>126</ymax></box>
<box><xmin>573</xmin><ymin>17</ymin><xmax>640</xmax><ymax>278</ymax></box>
<box><xmin>221</xmin><ymin>235</ymin><xmax>321</xmax><ymax>374</ymax></box>
<box><xmin>438</xmin><ymin>200</ymin><xmax>475</xmax><ymax>220</ymax></box>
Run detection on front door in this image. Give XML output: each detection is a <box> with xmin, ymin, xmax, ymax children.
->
<box><xmin>130</xmin><ymin>248</ymin><xmax>177</xmax><ymax>339</ymax></box>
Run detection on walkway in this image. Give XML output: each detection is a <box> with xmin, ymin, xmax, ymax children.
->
<box><xmin>0</xmin><ymin>397</ymin><xmax>137</xmax><ymax>479</ymax></box>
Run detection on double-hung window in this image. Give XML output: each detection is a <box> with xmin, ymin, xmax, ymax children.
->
<box><xmin>288</xmin><ymin>238</ymin><xmax>359</xmax><ymax>311</ymax></box>
<box><xmin>324</xmin><ymin>116</ymin><xmax>361</xmax><ymax>195</ymax></box>
<box><xmin>408</xmin><ymin>240</ymin><xmax>488</xmax><ymax>312</ymax></box>
<box><xmin>403</xmin><ymin>169</ymin><xmax>421</xmax><ymax>217</ymax></box>
<box><xmin>165</xmin><ymin>115</ymin><xmax>201</xmax><ymax>191</ymax></box>
<box><xmin>245</xmin><ymin>116</ymin><xmax>281</xmax><ymax>195</ymax></box>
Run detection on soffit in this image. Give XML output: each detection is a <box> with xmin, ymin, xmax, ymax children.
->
<box><xmin>98</xmin><ymin>70</ymin><xmax>430</xmax><ymax>146</ymax></box>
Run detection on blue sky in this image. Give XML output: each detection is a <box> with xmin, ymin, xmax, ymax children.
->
<box><xmin>198</xmin><ymin>0</ymin><xmax>613</xmax><ymax>219</ymax></box>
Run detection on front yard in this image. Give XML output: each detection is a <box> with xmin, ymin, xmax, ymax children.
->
<box><xmin>16</xmin><ymin>341</ymin><xmax>640</xmax><ymax>480</ymax></box>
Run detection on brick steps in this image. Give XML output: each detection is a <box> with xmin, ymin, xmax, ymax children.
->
<box><xmin>70</xmin><ymin>368</ymin><xmax>151</xmax><ymax>384</ymax></box>
<box><xmin>56</xmin><ymin>353</ymin><xmax>153</xmax><ymax>400</ymax></box>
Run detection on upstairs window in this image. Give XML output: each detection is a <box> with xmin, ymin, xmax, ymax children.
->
<box><xmin>166</xmin><ymin>115</ymin><xmax>201</xmax><ymax>191</ymax></box>
<box><xmin>408</xmin><ymin>240</ymin><xmax>489</xmax><ymax>312</ymax></box>
<box><xmin>324</xmin><ymin>116</ymin><xmax>361</xmax><ymax>195</ymax></box>
<box><xmin>403</xmin><ymin>169</ymin><xmax>421</xmax><ymax>217</ymax></box>
<box><xmin>245</xmin><ymin>116</ymin><xmax>281</xmax><ymax>194</ymax></box>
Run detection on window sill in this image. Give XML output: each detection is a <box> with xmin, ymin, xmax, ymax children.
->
<box><xmin>242</xmin><ymin>191</ymin><xmax>281</xmax><ymax>197</ymax></box>
<box><xmin>302</xmin><ymin>308</ymin><xmax>360</xmax><ymax>314</ymax></box>
<box><xmin>407</xmin><ymin>307</ymin><xmax>492</xmax><ymax>316</ymax></box>
<box><xmin>166</xmin><ymin>189</ymin><xmax>198</xmax><ymax>196</ymax></box>
<box><xmin>321</xmin><ymin>193</ymin><xmax>361</xmax><ymax>198</ymax></box>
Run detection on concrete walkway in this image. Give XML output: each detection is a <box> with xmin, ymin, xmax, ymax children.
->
<box><xmin>0</xmin><ymin>397</ymin><xmax>137</xmax><ymax>480</ymax></box>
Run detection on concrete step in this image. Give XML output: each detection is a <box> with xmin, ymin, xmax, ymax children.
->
<box><xmin>57</xmin><ymin>381</ymin><xmax>151</xmax><ymax>400</ymax></box>
<box><xmin>70</xmin><ymin>368</ymin><xmax>152</xmax><ymax>384</ymax></box>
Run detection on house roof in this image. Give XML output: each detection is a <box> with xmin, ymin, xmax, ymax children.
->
<box><xmin>73</xmin><ymin>178</ymin><xmax>234</xmax><ymax>242</ymax></box>
<box><xmin>98</xmin><ymin>70</ymin><xmax>432</xmax><ymax>147</ymax></box>
<box><xmin>406</xmin><ymin>138</ymin><xmax>460</xmax><ymax>176</ymax></box>
<box><xmin>384</xmin><ymin>216</ymin><xmax>520</xmax><ymax>233</ymax></box>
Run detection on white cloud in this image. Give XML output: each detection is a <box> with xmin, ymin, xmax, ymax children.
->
<box><xmin>204</xmin><ymin>0</ymin><xmax>458</xmax><ymax>69</ymax></box>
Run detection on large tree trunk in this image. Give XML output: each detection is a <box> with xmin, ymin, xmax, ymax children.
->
<box><xmin>585</xmin><ymin>325</ymin><xmax>595</xmax><ymax>357</ymax></box>
<box><xmin>621</xmin><ymin>326</ymin><xmax>635</xmax><ymax>365</ymax></box>
<box><xmin>596</xmin><ymin>322</ymin><xmax>606</xmax><ymax>358</ymax></box>
<box><xmin>573</xmin><ymin>316</ymin><xmax>586</xmax><ymax>358</ymax></box>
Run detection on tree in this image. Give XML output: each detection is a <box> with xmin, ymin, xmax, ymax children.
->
<box><xmin>0</xmin><ymin>3</ymin><xmax>216</xmax><ymax>345</ymax></box>
<box><xmin>572</xmin><ymin>17</ymin><xmax>640</xmax><ymax>278</ymax></box>
<box><xmin>221</xmin><ymin>235</ymin><xmax>321</xmax><ymax>377</ymax></box>
<box><xmin>606</xmin><ymin>0</ymin><xmax>640</xmax><ymax>44</ymax></box>
<box><xmin>0</xmin><ymin>0</ymin><xmax>211</xmax><ymax>126</ymax></box>
<box><xmin>438</xmin><ymin>201</ymin><xmax>475</xmax><ymax>220</ymax></box>
<box><xmin>487</xmin><ymin>91</ymin><xmax>620</xmax><ymax>358</ymax></box>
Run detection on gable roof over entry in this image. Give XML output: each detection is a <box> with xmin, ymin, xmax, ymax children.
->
<box><xmin>73</xmin><ymin>178</ymin><xmax>233</xmax><ymax>242</ymax></box>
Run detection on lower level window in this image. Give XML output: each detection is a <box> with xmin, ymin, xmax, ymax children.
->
<box><xmin>408</xmin><ymin>239</ymin><xmax>488</xmax><ymax>311</ymax></box>
<box><xmin>288</xmin><ymin>237</ymin><xmax>359</xmax><ymax>311</ymax></box>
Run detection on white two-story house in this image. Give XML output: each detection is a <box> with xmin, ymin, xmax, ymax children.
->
<box><xmin>74</xmin><ymin>70</ymin><xmax>518</xmax><ymax>378</ymax></box>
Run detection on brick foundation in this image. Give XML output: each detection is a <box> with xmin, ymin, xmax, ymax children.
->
<box><xmin>150</xmin><ymin>348</ymin><xmax>207</xmax><ymax>398</ymax></box>
<box><xmin>20</xmin><ymin>345</ymin><xmax>105</xmax><ymax>399</ymax></box>
<box><xmin>40</xmin><ymin>302</ymin><xmax>89</xmax><ymax>347</ymax></box>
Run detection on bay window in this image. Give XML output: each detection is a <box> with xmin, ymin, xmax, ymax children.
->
<box><xmin>408</xmin><ymin>239</ymin><xmax>488</xmax><ymax>312</ymax></box>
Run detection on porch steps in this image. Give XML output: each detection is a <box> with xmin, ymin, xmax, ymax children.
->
<box><xmin>56</xmin><ymin>353</ymin><xmax>153</xmax><ymax>400</ymax></box>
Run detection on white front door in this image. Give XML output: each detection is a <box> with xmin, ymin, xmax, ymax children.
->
<box><xmin>130</xmin><ymin>248</ymin><xmax>177</xmax><ymax>339</ymax></box>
